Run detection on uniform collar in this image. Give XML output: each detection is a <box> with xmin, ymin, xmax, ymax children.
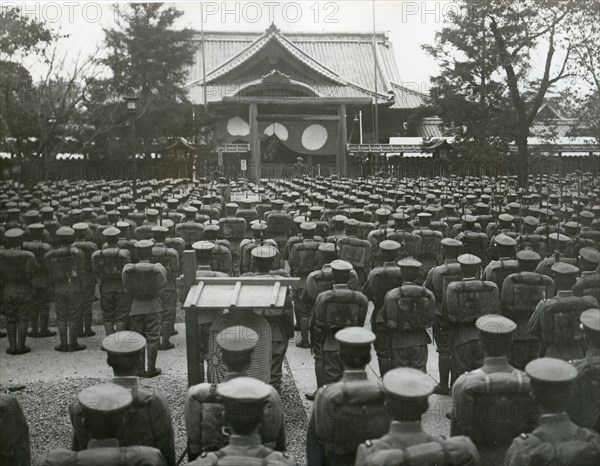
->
<box><xmin>462</xmin><ymin>277</ymin><xmax>477</xmax><ymax>282</ymax></box>
<box><xmin>112</xmin><ymin>376</ymin><xmax>138</xmax><ymax>389</ymax></box>
<box><xmin>154</xmin><ymin>242</ymin><xmax>165</xmax><ymax>248</ymax></box>
<box><xmin>444</xmin><ymin>259</ymin><xmax>458</xmax><ymax>264</ymax></box>
<box><xmin>333</xmin><ymin>284</ymin><xmax>349</xmax><ymax>290</ymax></box>
<box><xmin>539</xmin><ymin>412</ymin><xmax>570</xmax><ymax>426</ymax></box>
<box><xmin>87</xmin><ymin>438</ymin><xmax>120</xmax><ymax>449</ymax></box>
<box><xmin>389</xmin><ymin>421</ymin><xmax>425</xmax><ymax>435</ymax></box>
<box><xmin>197</xmin><ymin>265</ymin><xmax>212</xmax><ymax>271</ymax></box>
<box><xmin>228</xmin><ymin>432</ymin><xmax>261</xmax><ymax>447</ymax></box>
<box><xmin>383</xmin><ymin>261</ymin><xmax>398</xmax><ymax>267</ymax></box>
<box><xmin>557</xmin><ymin>290</ymin><xmax>573</xmax><ymax>298</ymax></box>
<box><xmin>587</xmin><ymin>348</ymin><xmax>600</xmax><ymax>359</ymax></box>
<box><xmin>342</xmin><ymin>370</ymin><xmax>368</xmax><ymax>381</ymax></box>
<box><xmin>482</xmin><ymin>356</ymin><xmax>512</xmax><ymax>372</ymax></box>
<box><xmin>581</xmin><ymin>271</ymin><xmax>596</xmax><ymax>277</ymax></box>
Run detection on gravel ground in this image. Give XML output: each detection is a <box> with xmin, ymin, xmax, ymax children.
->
<box><xmin>7</xmin><ymin>368</ymin><xmax>307</xmax><ymax>466</ymax></box>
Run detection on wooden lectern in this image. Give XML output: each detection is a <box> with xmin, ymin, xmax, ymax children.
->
<box><xmin>179</xmin><ymin>250</ymin><xmax>299</xmax><ymax>386</ymax></box>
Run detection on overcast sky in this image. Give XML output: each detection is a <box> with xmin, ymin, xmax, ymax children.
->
<box><xmin>12</xmin><ymin>0</ymin><xmax>576</xmax><ymax>94</ymax></box>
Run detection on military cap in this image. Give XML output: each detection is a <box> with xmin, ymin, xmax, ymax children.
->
<box><xmin>151</xmin><ymin>225</ymin><xmax>169</xmax><ymax>234</ymax></box>
<box><xmin>441</xmin><ymin>238</ymin><xmax>462</xmax><ymax>248</ymax></box>
<box><xmin>192</xmin><ymin>241</ymin><xmax>215</xmax><ymax>252</ymax></box>
<box><xmin>146</xmin><ymin>208</ymin><xmax>159</xmax><ymax>217</ymax></box>
<box><xmin>72</xmin><ymin>222</ymin><xmax>89</xmax><ymax>231</ymax></box>
<box><xmin>564</xmin><ymin>221</ymin><xmax>580</xmax><ymax>230</ymax></box>
<box><xmin>319</xmin><ymin>242</ymin><xmax>336</xmax><ymax>252</ymax></box>
<box><xmin>580</xmin><ymin>210</ymin><xmax>594</xmax><ymax>220</ymax></box>
<box><xmin>335</xmin><ymin>327</ymin><xmax>376</xmax><ymax>346</ymax></box>
<box><xmin>300</xmin><ymin>221</ymin><xmax>317</xmax><ymax>231</ymax></box>
<box><xmin>23</xmin><ymin>209</ymin><xmax>40</xmax><ymax>219</ymax></box>
<box><xmin>271</xmin><ymin>199</ymin><xmax>285</xmax><ymax>206</ymax></box>
<box><xmin>458</xmin><ymin>254</ymin><xmax>481</xmax><ymax>266</ymax></box>
<box><xmin>397</xmin><ymin>258</ymin><xmax>422</xmax><ymax>269</ymax></box>
<box><xmin>516</xmin><ymin>249</ymin><xmax>541</xmax><ymax>263</ymax></box>
<box><xmin>383</xmin><ymin>368</ymin><xmax>435</xmax><ymax>400</ymax></box>
<box><xmin>522</xmin><ymin>216</ymin><xmax>540</xmax><ymax>227</ymax></box>
<box><xmin>116</xmin><ymin>221</ymin><xmax>130</xmax><ymax>230</ymax></box>
<box><xmin>56</xmin><ymin>226</ymin><xmax>75</xmax><ymax>237</ymax></box>
<box><xmin>331</xmin><ymin>259</ymin><xmax>352</xmax><ymax>271</ymax></box>
<box><xmin>375</xmin><ymin>208</ymin><xmax>392</xmax><ymax>217</ymax></box>
<box><xmin>461</xmin><ymin>215</ymin><xmax>477</xmax><ymax>223</ymax></box>
<box><xmin>101</xmin><ymin>331</ymin><xmax>146</xmax><ymax>354</ymax></box>
<box><xmin>548</xmin><ymin>233</ymin><xmax>569</xmax><ymax>243</ymax></box>
<box><xmin>494</xmin><ymin>234</ymin><xmax>517</xmax><ymax>247</ymax></box>
<box><xmin>251</xmin><ymin>245</ymin><xmax>276</xmax><ymax>260</ymax></box>
<box><xmin>476</xmin><ymin>314</ymin><xmax>516</xmax><ymax>336</ymax></box>
<box><xmin>183</xmin><ymin>206</ymin><xmax>198</xmax><ymax>214</ymax></box>
<box><xmin>166</xmin><ymin>198</ymin><xmax>178</xmax><ymax>206</ymax></box>
<box><xmin>217</xmin><ymin>376</ymin><xmax>270</xmax><ymax>404</ymax></box>
<box><xmin>225</xmin><ymin>202</ymin><xmax>239</xmax><ymax>209</ymax></box>
<box><xmin>417</xmin><ymin>212</ymin><xmax>432</xmax><ymax>219</ymax></box>
<box><xmin>332</xmin><ymin>214</ymin><xmax>348</xmax><ymax>223</ymax></box>
<box><xmin>102</xmin><ymin>226</ymin><xmax>121</xmax><ymax>238</ymax></box>
<box><xmin>4</xmin><ymin>228</ymin><xmax>24</xmax><ymax>239</ymax></box>
<box><xmin>251</xmin><ymin>221</ymin><xmax>268</xmax><ymax>231</ymax></box>
<box><xmin>580</xmin><ymin>309</ymin><xmax>600</xmax><ymax>335</ymax></box>
<box><xmin>28</xmin><ymin>223</ymin><xmax>45</xmax><ymax>231</ymax></box>
<box><xmin>40</xmin><ymin>206</ymin><xmax>55</xmax><ymax>214</ymax></box>
<box><xmin>134</xmin><ymin>198</ymin><xmax>147</xmax><ymax>206</ymax></box>
<box><xmin>216</xmin><ymin>325</ymin><xmax>258</xmax><ymax>353</ymax></box>
<box><xmin>525</xmin><ymin>357</ymin><xmax>577</xmax><ymax>385</ymax></box>
<box><xmin>158</xmin><ymin>219</ymin><xmax>174</xmax><ymax>229</ymax></box>
<box><xmin>579</xmin><ymin>247</ymin><xmax>600</xmax><ymax>265</ymax></box>
<box><xmin>204</xmin><ymin>223</ymin><xmax>220</xmax><ymax>232</ymax></box>
<box><xmin>551</xmin><ymin>262</ymin><xmax>579</xmax><ymax>276</ymax></box>
<box><xmin>78</xmin><ymin>383</ymin><xmax>132</xmax><ymax>414</ymax></box>
<box><xmin>379</xmin><ymin>240</ymin><xmax>401</xmax><ymax>252</ymax></box>
<box><xmin>344</xmin><ymin>218</ymin><xmax>360</xmax><ymax>227</ymax></box>
<box><xmin>498</xmin><ymin>214</ymin><xmax>514</xmax><ymax>223</ymax></box>
<box><xmin>135</xmin><ymin>239</ymin><xmax>154</xmax><ymax>250</ymax></box>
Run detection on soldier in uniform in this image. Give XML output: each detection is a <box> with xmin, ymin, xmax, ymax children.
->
<box><xmin>69</xmin><ymin>332</ymin><xmax>175</xmax><ymax>465</ymax></box>
<box><xmin>22</xmin><ymin>223</ymin><xmax>55</xmax><ymax>338</ymax></box>
<box><xmin>527</xmin><ymin>262</ymin><xmax>598</xmax><ymax>360</ymax></box>
<box><xmin>443</xmin><ymin>254</ymin><xmax>499</xmax><ymax>385</ymax></box>
<box><xmin>188</xmin><ymin>376</ymin><xmax>293</xmax><ymax>466</ymax></box>
<box><xmin>51</xmin><ymin>383</ymin><xmax>167</xmax><ymax>466</ymax></box>
<box><xmin>150</xmin><ymin>226</ymin><xmax>180</xmax><ymax>351</ymax></box>
<box><xmin>382</xmin><ymin>258</ymin><xmax>435</xmax><ymax>372</ymax></box>
<box><xmin>500</xmin><ymin>249</ymin><xmax>555</xmax><ymax>370</ymax></box>
<box><xmin>504</xmin><ymin>357</ymin><xmax>600</xmax><ymax>466</ymax></box>
<box><xmin>243</xmin><ymin>245</ymin><xmax>293</xmax><ymax>392</ymax></box>
<box><xmin>482</xmin><ymin>234</ymin><xmax>518</xmax><ymax>293</ymax></box>
<box><xmin>307</xmin><ymin>327</ymin><xmax>391</xmax><ymax>466</ymax></box>
<box><xmin>566</xmin><ymin>309</ymin><xmax>600</xmax><ymax>429</ymax></box>
<box><xmin>362</xmin><ymin>239</ymin><xmax>402</xmax><ymax>376</ymax></box>
<box><xmin>73</xmin><ymin>222</ymin><xmax>98</xmax><ymax>337</ymax></box>
<box><xmin>424</xmin><ymin>237</ymin><xmax>463</xmax><ymax>394</ymax></box>
<box><xmin>122</xmin><ymin>240</ymin><xmax>166</xmax><ymax>377</ymax></box>
<box><xmin>45</xmin><ymin>226</ymin><xmax>86</xmax><ymax>352</ymax></box>
<box><xmin>535</xmin><ymin>233</ymin><xmax>577</xmax><ymax>277</ymax></box>
<box><xmin>355</xmin><ymin>368</ymin><xmax>480</xmax><ymax>466</ymax></box>
<box><xmin>450</xmin><ymin>315</ymin><xmax>536</xmax><ymax>465</ymax></box>
<box><xmin>92</xmin><ymin>227</ymin><xmax>132</xmax><ymax>335</ymax></box>
<box><xmin>573</xmin><ymin>247</ymin><xmax>600</xmax><ymax>303</ymax></box>
<box><xmin>185</xmin><ymin>326</ymin><xmax>285</xmax><ymax>461</ymax></box>
<box><xmin>1</xmin><ymin>228</ymin><xmax>39</xmax><ymax>354</ymax></box>
<box><xmin>0</xmin><ymin>392</ymin><xmax>30</xmax><ymax>466</ymax></box>
<box><xmin>311</xmin><ymin>260</ymin><xmax>369</xmax><ymax>390</ymax></box>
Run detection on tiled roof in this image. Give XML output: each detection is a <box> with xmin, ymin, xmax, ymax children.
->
<box><xmin>186</xmin><ymin>28</ymin><xmax>423</xmax><ymax>107</ymax></box>
<box><xmin>415</xmin><ymin>117</ymin><xmax>444</xmax><ymax>138</ymax></box>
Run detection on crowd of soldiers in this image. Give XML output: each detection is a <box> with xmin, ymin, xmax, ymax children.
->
<box><xmin>1</xmin><ymin>171</ymin><xmax>600</xmax><ymax>466</ymax></box>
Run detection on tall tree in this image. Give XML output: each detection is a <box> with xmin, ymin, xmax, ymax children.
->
<box><xmin>425</xmin><ymin>0</ymin><xmax>594</xmax><ymax>186</ymax></box>
<box><xmin>102</xmin><ymin>3</ymin><xmax>196</xmax><ymax>157</ymax></box>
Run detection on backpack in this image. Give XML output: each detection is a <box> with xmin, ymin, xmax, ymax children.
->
<box><xmin>45</xmin><ymin>247</ymin><xmax>84</xmax><ymax>282</ymax></box>
<box><xmin>460</xmin><ymin>231</ymin><xmax>487</xmax><ymax>261</ymax></box>
<box><xmin>338</xmin><ymin>237</ymin><xmax>371</xmax><ymax>269</ymax></box>
<box><xmin>210</xmin><ymin>244</ymin><xmax>233</xmax><ymax>275</ymax></box>
<box><xmin>384</xmin><ymin>285</ymin><xmax>435</xmax><ymax>329</ymax></box>
<box><xmin>415</xmin><ymin>229</ymin><xmax>442</xmax><ymax>263</ymax></box>
<box><xmin>364</xmin><ymin>436</ymin><xmax>479</xmax><ymax>466</ymax></box>
<box><xmin>122</xmin><ymin>263</ymin><xmax>164</xmax><ymax>300</ymax></box>
<box><xmin>92</xmin><ymin>248</ymin><xmax>130</xmax><ymax>280</ymax></box>
<box><xmin>134</xmin><ymin>224</ymin><xmax>154</xmax><ymax>240</ymax></box>
<box><xmin>488</xmin><ymin>259</ymin><xmax>519</xmax><ymax>292</ymax></box>
<box><xmin>522</xmin><ymin>429</ymin><xmax>600</xmax><ymax>466</ymax></box>
<box><xmin>175</xmin><ymin>223</ymin><xmax>204</xmax><ymax>247</ymax></box>
<box><xmin>388</xmin><ymin>231</ymin><xmax>422</xmax><ymax>258</ymax></box>
<box><xmin>290</xmin><ymin>241</ymin><xmax>321</xmax><ymax>276</ymax></box>
<box><xmin>572</xmin><ymin>274</ymin><xmax>600</xmax><ymax>305</ymax></box>
<box><xmin>208</xmin><ymin>448</ymin><xmax>278</xmax><ymax>466</ymax></box>
<box><xmin>318</xmin><ymin>380</ymin><xmax>390</xmax><ymax>456</ymax></box>
<box><xmin>455</xmin><ymin>371</ymin><xmax>536</xmax><ymax>445</ymax></box>
<box><xmin>369</xmin><ymin>265</ymin><xmax>403</xmax><ymax>303</ymax></box>
<box><xmin>518</xmin><ymin>234</ymin><xmax>547</xmax><ymax>256</ymax></box>
<box><xmin>219</xmin><ymin>218</ymin><xmax>246</xmax><ymax>240</ymax></box>
<box><xmin>540</xmin><ymin>296</ymin><xmax>597</xmax><ymax>345</ymax></box>
<box><xmin>150</xmin><ymin>246</ymin><xmax>178</xmax><ymax>282</ymax></box>
<box><xmin>0</xmin><ymin>249</ymin><xmax>37</xmax><ymax>282</ymax></box>
<box><xmin>314</xmin><ymin>288</ymin><xmax>368</xmax><ymax>329</ymax></box>
<box><xmin>445</xmin><ymin>280</ymin><xmax>499</xmax><ymax>323</ymax></box>
<box><xmin>266</xmin><ymin>212</ymin><xmax>293</xmax><ymax>238</ymax></box>
<box><xmin>502</xmin><ymin>272</ymin><xmax>554</xmax><ymax>321</ymax></box>
<box><xmin>200</xmin><ymin>384</ymin><xmax>228</xmax><ymax>451</ymax></box>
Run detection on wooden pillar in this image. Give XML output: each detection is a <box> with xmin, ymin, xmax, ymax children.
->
<box><xmin>337</xmin><ymin>104</ymin><xmax>347</xmax><ymax>177</ymax></box>
<box><xmin>181</xmin><ymin>250</ymin><xmax>202</xmax><ymax>386</ymax></box>
<box><xmin>249</xmin><ymin>103</ymin><xmax>260</xmax><ymax>182</ymax></box>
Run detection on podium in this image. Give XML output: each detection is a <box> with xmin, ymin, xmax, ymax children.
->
<box><xmin>180</xmin><ymin>251</ymin><xmax>299</xmax><ymax>386</ymax></box>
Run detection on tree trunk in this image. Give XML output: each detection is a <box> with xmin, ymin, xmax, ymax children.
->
<box><xmin>516</xmin><ymin>130</ymin><xmax>529</xmax><ymax>189</ymax></box>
